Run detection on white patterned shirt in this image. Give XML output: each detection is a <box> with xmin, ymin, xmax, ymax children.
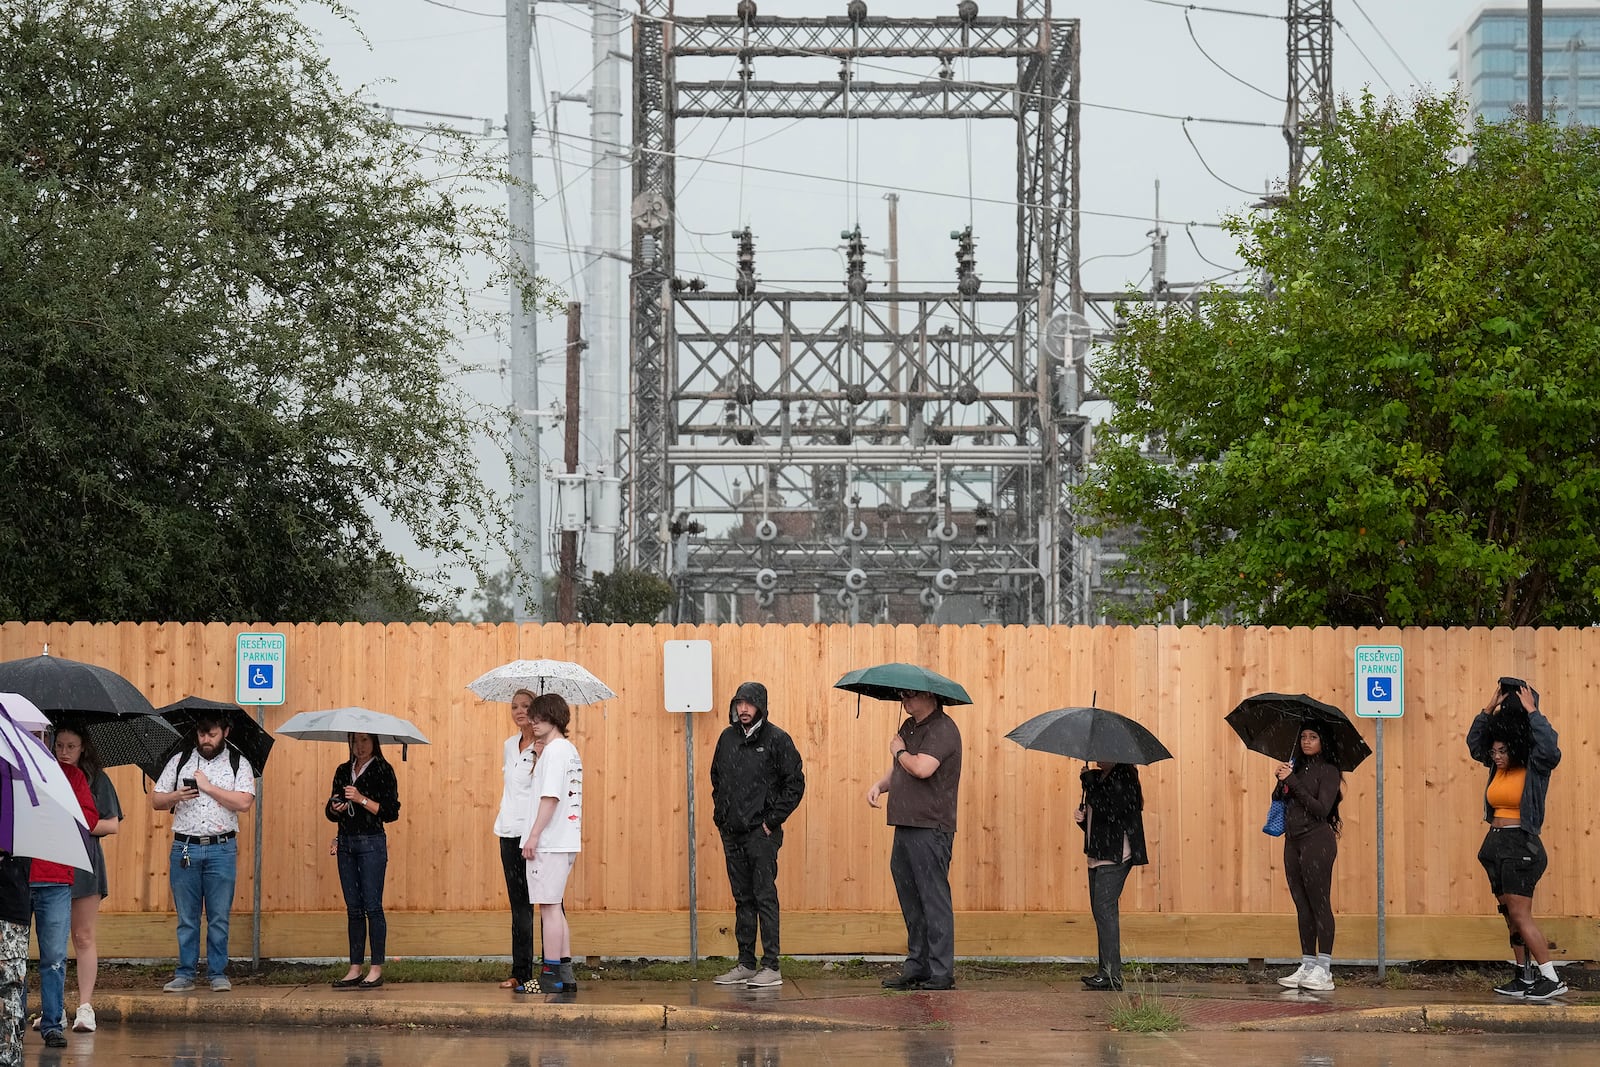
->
<box><xmin>156</xmin><ymin>748</ymin><xmax>256</xmax><ymax>837</ymax></box>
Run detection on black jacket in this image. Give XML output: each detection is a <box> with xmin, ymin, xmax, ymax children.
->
<box><xmin>323</xmin><ymin>756</ymin><xmax>402</xmax><ymax>836</ymax></box>
<box><xmin>711</xmin><ymin>681</ymin><xmax>806</xmax><ymax>835</ymax></box>
<box><xmin>1277</xmin><ymin>757</ymin><xmax>1341</xmax><ymax>837</ymax></box>
<box><xmin>0</xmin><ymin>854</ymin><xmax>29</xmax><ymax>926</ymax></box>
<box><xmin>1080</xmin><ymin>765</ymin><xmax>1149</xmax><ymax>866</ymax></box>
<box><xmin>1468</xmin><ymin>709</ymin><xmax>1560</xmax><ymax>836</ymax></box>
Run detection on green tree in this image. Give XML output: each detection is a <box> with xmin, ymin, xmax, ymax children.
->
<box><xmin>1080</xmin><ymin>93</ymin><xmax>1600</xmax><ymax>627</ymax></box>
<box><xmin>0</xmin><ymin>1</ymin><xmax>539</xmax><ymax>621</ymax></box>
<box><xmin>578</xmin><ymin>568</ymin><xmax>675</xmax><ymax>625</ymax></box>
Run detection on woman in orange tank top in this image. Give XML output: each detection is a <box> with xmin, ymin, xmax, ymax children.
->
<box><xmin>1467</xmin><ymin>680</ymin><xmax>1564</xmax><ymax>1002</ymax></box>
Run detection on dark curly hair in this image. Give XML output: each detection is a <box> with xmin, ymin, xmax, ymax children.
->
<box><xmin>1487</xmin><ymin>708</ymin><xmax>1533</xmax><ymax>768</ymax></box>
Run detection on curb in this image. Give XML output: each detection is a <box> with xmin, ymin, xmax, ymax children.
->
<box><xmin>1242</xmin><ymin>1003</ymin><xmax>1600</xmax><ymax>1034</ymax></box>
<box><xmin>94</xmin><ymin>994</ymin><xmax>880</xmax><ymax>1034</ymax></box>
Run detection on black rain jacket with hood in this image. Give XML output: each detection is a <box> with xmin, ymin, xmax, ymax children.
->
<box><xmin>710</xmin><ymin>681</ymin><xmax>806</xmax><ymax>836</ymax></box>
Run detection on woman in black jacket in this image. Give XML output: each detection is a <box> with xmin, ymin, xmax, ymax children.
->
<box><xmin>1075</xmin><ymin>763</ymin><xmax>1148</xmax><ymax>991</ymax></box>
<box><xmin>324</xmin><ymin>733</ymin><xmax>401</xmax><ymax>989</ymax></box>
<box><xmin>1274</xmin><ymin>723</ymin><xmax>1343</xmax><ymax>992</ymax></box>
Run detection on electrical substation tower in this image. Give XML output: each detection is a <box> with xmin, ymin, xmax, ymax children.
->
<box><xmin>1284</xmin><ymin>0</ymin><xmax>1333</xmax><ymax>190</ymax></box>
<box><xmin>628</xmin><ymin>2</ymin><xmax>1083</xmax><ymax>625</ymax></box>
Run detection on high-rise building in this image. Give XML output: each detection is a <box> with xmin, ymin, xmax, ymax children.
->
<box><xmin>1449</xmin><ymin>4</ymin><xmax>1600</xmax><ymax>125</ymax></box>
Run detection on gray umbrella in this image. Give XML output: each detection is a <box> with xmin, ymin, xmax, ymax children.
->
<box><xmin>1006</xmin><ymin>706</ymin><xmax>1173</xmax><ymax>766</ymax></box>
<box><xmin>277</xmin><ymin>707</ymin><xmax>429</xmax><ymax>759</ymax></box>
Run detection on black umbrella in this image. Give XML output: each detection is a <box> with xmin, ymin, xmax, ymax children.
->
<box><xmin>1225</xmin><ymin>692</ymin><xmax>1372</xmax><ymax>772</ymax></box>
<box><xmin>0</xmin><ymin>652</ymin><xmax>157</xmax><ymax>719</ymax></box>
<box><xmin>53</xmin><ymin>713</ymin><xmax>184</xmax><ymax>773</ymax></box>
<box><xmin>1006</xmin><ymin>706</ymin><xmax>1173</xmax><ymax>766</ymax></box>
<box><xmin>143</xmin><ymin>696</ymin><xmax>275</xmax><ymax>780</ymax></box>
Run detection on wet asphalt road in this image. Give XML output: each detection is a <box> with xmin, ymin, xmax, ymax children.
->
<box><xmin>22</xmin><ymin>1025</ymin><xmax>1600</xmax><ymax>1066</ymax></box>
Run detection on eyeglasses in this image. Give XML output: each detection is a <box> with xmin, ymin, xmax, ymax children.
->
<box><xmin>896</xmin><ymin>689</ymin><xmax>924</xmax><ymax>700</ymax></box>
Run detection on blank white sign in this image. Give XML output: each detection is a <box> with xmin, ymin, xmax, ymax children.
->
<box><xmin>662</xmin><ymin>640</ymin><xmax>713</xmax><ymax>713</ymax></box>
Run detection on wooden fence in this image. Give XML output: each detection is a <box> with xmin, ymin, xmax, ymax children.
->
<box><xmin>4</xmin><ymin>621</ymin><xmax>1596</xmax><ymax>962</ymax></box>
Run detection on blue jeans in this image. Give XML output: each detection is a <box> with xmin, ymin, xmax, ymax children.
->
<box><xmin>336</xmin><ymin>834</ymin><xmax>388</xmax><ymax>965</ymax></box>
<box><xmin>169</xmin><ymin>838</ymin><xmax>238</xmax><ymax>980</ymax></box>
<box><xmin>26</xmin><ymin>884</ymin><xmax>71</xmax><ymax>1035</ymax></box>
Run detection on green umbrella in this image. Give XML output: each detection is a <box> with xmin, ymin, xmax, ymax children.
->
<box><xmin>832</xmin><ymin>663</ymin><xmax>972</xmax><ymax>706</ymax></box>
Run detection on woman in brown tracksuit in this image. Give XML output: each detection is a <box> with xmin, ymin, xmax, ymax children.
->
<box><xmin>1274</xmin><ymin>723</ymin><xmax>1343</xmax><ymax>992</ymax></box>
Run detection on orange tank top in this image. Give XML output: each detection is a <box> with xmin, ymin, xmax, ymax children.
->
<box><xmin>1486</xmin><ymin>767</ymin><xmax>1525</xmax><ymax>819</ymax></box>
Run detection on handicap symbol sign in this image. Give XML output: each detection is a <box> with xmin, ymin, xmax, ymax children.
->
<box><xmin>1365</xmin><ymin>675</ymin><xmax>1392</xmax><ymax>702</ymax></box>
<box><xmin>247</xmin><ymin>664</ymin><xmax>275</xmax><ymax>690</ymax></box>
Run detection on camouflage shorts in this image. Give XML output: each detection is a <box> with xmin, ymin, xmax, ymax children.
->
<box><xmin>0</xmin><ymin>918</ymin><xmax>24</xmax><ymax>1067</ymax></box>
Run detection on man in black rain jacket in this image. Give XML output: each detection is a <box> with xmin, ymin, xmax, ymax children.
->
<box><xmin>709</xmin><ymin>681</ymin><xmax>805</xmax><ymax>988</ymax></box>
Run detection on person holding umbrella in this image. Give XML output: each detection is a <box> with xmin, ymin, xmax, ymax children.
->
<box><xmin>865</xmin><ymin>683</ymin><xmax>963</xmax><ymax>991</ymax></box>
<box><xmin>493</xmin><ymin>689</ymin><xmax>541</xmax><ymax>991</ymax></box>
<box><xmin>1076</xmin><ymin>762</ymin><xmax>1148</xmax><ymax>992</ymax></box>
<box><xmin>324</xmin><ymin>733</ymin><xmax>401</xmax><ymax>990</ymax></box>
<box><xmin>1468</xmin><ymin>678</ymin><xmax>1564</xmax><ymax>1001</ymax></box>
<box><xmin>1272</xmin><ymin>723</ymin><xmax>1344</xmax><ymax>992</ymax></box>
<box><xmin>26</xmin><ymin>743</ymin><xmax>98</xmax><ymax>1047</ymax></box>
<box><xmin>518</xmin><ymin>694</ymin><xmax>583</xmax><ymax>994</ymax></box>
<box><xmin>51</xmin><ymin>724</ymin><xmax>121</xmax><ymax>1033</ymax></box>
<box><xmin>0</xmin><ymin>852</ymin><xmax>29</xmax><ymax>1063</ymax></box>
<box><xmin>1006</xmin><ymin>703</ymin><xmax>1170</xmax><ymax>994</ymax></box>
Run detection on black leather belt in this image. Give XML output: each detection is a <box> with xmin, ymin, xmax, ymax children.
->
<box><xmin>174</xmin><ymin>832</ymin><xmax>236</xmax><ymax>845</ymax></box>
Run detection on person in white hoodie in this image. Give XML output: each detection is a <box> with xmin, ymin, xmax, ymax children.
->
<box><xmin>519</xmin><ymin>694</ymin><xmax>583</xmax><ymax>994</ymax></box>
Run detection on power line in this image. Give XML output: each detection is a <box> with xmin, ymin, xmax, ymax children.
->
<box><xmin>1347</xmin><ymin>0</ymin><xmax>1425</xmax><ymax>87</ymax></box>
<box><xmin>1185</xmin><ymin>11</ymin><xmax>1279</xmax><ymax>102</ymax></box>
<box><xmin>548</xmin><ymin>127</ymin><xmax>1228</xmax><ymax>229</ymax></box>
<box><xmin>417</xmin><ymin>0</ymin><xmax>501</xmax><ymax>17</ymax></box>
<box><xmin>1334</xmin><ymin>21</ymin><xmax>1399</xmax><ymax>97</ymax></box>
<box><xmin>1136</xmin><ymin>0</ymin><xmax>1285</xmax><ymax>19</ymax></box>
<box><xmin>1181</xmin><ymin>120</ymin><xmax>1261</xmax><ymax>197</ymax></box>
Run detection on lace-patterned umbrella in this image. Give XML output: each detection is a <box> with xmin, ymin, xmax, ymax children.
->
<box><xmin>466</xmin><ymin>660</ymin><xmax>617</xmax><ymax>706</ymax></box>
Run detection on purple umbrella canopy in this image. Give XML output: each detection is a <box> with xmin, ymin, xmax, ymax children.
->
<box><xmin>0</xmin><ymin>696</ymin><xmax>93</xmax><ymax>870</ymax></box>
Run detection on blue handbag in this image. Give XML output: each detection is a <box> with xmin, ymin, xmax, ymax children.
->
<box><xmin>1262</xmin><ymin>797</ymin><xmax>1287</xmax><ymax>837</ymax></box>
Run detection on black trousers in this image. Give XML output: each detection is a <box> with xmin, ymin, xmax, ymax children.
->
<box><xmin>721</xmin><ymin>827</ymin><xmax>783</xmax><ymax>970</ymax></box>
<box><xmin>889</xmin><ymin>826</ymin><xmax>955</xmax><ymax>981</ymax></box>
<box><xmin>499</xmin><ymin>835</ymin><xmax>536</xmax><ymax>982</ymax></box>
<box><xmin>1284</xmin><ymin>824</ymin><xmax>1338</xmax><ymax>956</ymax></box>
<box><xmin>1087</xmin><ymin>861</ymin><xmax>1133</xmax><ymax>981</ymax></box>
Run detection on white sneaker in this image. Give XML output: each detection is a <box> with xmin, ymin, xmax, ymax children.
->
<box><xmin>30</xmin><ymin>1012</ymin><xmax>66</xmax><ymax>1031</ymax></box>
<box><xmin>713</xmin><ymin>964</ymin><xmax>757</xmax><ymax>985</ymax></box>
<box><xmin>746</xmin><ymin>967</ymin><xmax>783</xmax><ymax>988</ymax></box>
<box><xmin>1276</xmin><ymin>963</ymin><xmax>1312</xmax><ymax>988</ymax></box>
<box><xmin>1299</xmin><ymin>966</ymin><xmax>1336</xmax><ymax>992</ymax></box>
<box><xmin>72</xmin><ymin>1004</ymin><xmax>95</xmax><ymax>1033</ymax></box>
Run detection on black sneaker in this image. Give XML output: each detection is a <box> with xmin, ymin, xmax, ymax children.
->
<box><xmin>1524</xmin><ymin>976</ymin><xmax>1569</xmax><ymax>1002</ymax></box>
<box><xmin>42</xmin><ymin>1030</ymin><xmax>67</xmax><ymax>1049</ymax></box>
<box><xmin>881</xmin><ymin>973</ymin><xmax>926</xmax><ymax>990</ymax></box>
<box><xmin>1493</xmin><ymin>973</ymin><xmax>1532</xmax><ymax>998</ymax></box>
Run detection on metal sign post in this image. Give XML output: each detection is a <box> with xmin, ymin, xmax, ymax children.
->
<box><xmin>1355</xmin><ymin>644</ymin><xmax>1404</xmax><ymax>980</ymax></box>
<box><xmin>236</xmin><ymin>632</ymin><xmax>286</xmax><ymax>973</ymax></box>
<box><xmin>663</xmin><ymin>641</ymin><xmax>713</xmax><ymax>962</ymax></box>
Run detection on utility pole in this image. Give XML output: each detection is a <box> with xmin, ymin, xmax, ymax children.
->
<box><xmin>506</xmin><ymin>0</ymin><xmax>543</xmax><ymax>621</ymax></box>
<box><xmin>558</xmin><ymin>301</ymin><xmax>583</xmax><ymax>623</ymax></box>
<box><xmin>587</xmin><ymin>0</ymin><xmax>625</xmax><ymax>474</ymax></box>
<box><xmin>1529</xmin><ymin>0</ymin><xmax>1545</xmax><ymax>123</ymax></box>
<box><xmin>884</xmin><ymin>192</ymin><xmax>902</xmax><ymax>464</ymax></box>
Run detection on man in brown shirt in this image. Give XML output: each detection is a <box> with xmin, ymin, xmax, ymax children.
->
<box><xmin>866</xmin><ymin>688</ymin><xmax>962</xmax><ymax>990</ymax></box>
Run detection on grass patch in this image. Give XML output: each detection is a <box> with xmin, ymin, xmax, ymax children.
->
<box><xmin>1107</xmin><ymin>991</ymin><xmax>1186</xmax><ymax>1033</ymax></box>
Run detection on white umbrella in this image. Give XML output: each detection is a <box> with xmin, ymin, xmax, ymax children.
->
<box><xmin>466</xmin><ymin>659</ymin><xmax>617</xmax><ymax>705</ymax></box>
<box><xmin>0</xmin><ymin>692</ymin><xmax>51</xmax><ymax>732</ymax></box>
<box><xmin>0</xmin><ymin>701</ymin><xmax>93</xmax><ymax>870</ymax></box>
<box><xmin>276</xmin><ymin>707</ymin><xmax>430</xmax><ymax>747</ymax></box>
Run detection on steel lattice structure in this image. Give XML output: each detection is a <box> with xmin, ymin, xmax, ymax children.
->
<box><xmin>629</xmin><ymin>2</ymin><xmax>1082</xmax><ymax>624</ymax></box>
<box><xmin>1285</xmin><ymin>0</ymin><xmax>1333</xmax><ymax>190</ymax></box>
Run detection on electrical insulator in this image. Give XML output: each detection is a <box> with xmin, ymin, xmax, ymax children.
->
<box><xmin>842</xmin><ymin>226</ymin><xmax>868</xmax><ymax>297</ymax></box>
<box><xmin>732</xmin><ymin>227</ymin><xmax>757</xmax><ymax>297</ymax></box>
<box><xmin>951</xmin><ymin>226</ymin><xmax>980</xmax><ymax>295</ymax></box>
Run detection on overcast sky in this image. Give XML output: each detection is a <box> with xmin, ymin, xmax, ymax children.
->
<box><xmin>291</xmin><ymin>0</ymin><xmax>1516</xmax><ymax>599</ymax></box>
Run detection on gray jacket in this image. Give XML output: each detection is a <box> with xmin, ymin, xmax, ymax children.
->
<box><xmin>1466</xmin><ymin>710</ymin><xmax>1560</xmax><ymax>836</ymax></box>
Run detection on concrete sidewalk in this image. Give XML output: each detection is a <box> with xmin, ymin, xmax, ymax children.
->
<box><xmin>88</xmin><ymin>976</ymin><xmax>1600</xmax><ymax>1035</ymax></box>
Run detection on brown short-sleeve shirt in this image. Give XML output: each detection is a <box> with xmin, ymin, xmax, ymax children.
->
<box><xmin>885</xmin><ymin>708</ymin><xmax>963</xmax><ymax>832</ymax></box>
